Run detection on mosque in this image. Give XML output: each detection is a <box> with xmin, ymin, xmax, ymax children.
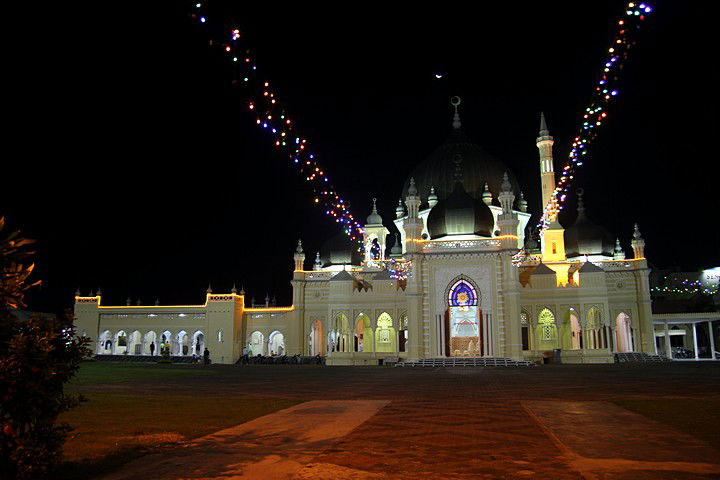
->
<box><xmin>75</xmin><ymin>99</ymin><xmax>666</xmax><ymax>365</ymax></box>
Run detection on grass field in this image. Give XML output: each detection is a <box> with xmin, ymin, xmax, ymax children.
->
<box><xmin>58</xmin><ymin>362</ymin><xmax>299</xmax><ymax>479</ymax></box>
<box><xmin>612</xmin><ymin>398</ymin><xmax>720</xmax><ymax>451</ymax></box>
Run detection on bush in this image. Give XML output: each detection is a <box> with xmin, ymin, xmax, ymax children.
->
<box><xmin>0</xmin><ymin>217</ymin><xmax>91</xmax><ymax>478</ymax></box>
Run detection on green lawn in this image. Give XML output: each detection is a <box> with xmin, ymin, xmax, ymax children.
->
<box><xmin>613</xmin><ymin>398</ymin><xmax>720</xmax><ymax>450</ymax></box>
<box><xmin>57</xmin><ymin>363</ymin><xmax>300</xmax><ymax>479</ymax></box>
<box><xmin>67</xmin><ymin>361</ymin><xmax>216</xmax><ymax>386</ymax></box>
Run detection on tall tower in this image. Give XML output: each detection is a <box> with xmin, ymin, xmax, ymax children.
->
<box><xmin>403</xmin><ymin>178</ymin><xmax>423</xmax><ymax>254</ymax></box>
<box><xmin>536</xmin><ymin>112</ymin><xmax>555</xmax><ymax>209</ymax></box>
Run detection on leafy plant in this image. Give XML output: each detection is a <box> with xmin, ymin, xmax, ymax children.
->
<box><xmin>0</xmin><ymin>217</ymin><xmax>91</xmax><ymax>479</ymax></box>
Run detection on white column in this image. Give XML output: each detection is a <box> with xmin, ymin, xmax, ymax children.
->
<box><xmin>709</xmin><ymin>321</ymin><xmax>716</xmax><ymax>360</ymax></box>
<box><xmin>664</xmin><ymin>321</ymin><xmax>671</xmax><ymax>358</ymax></box>
<box><xmin>692</xmin><ymin>323</ymin><xmax>699</xmax><ymax>360</ymax></box>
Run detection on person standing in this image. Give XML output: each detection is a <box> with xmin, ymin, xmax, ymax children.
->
<box><xmin>149</xmin><ymin>341</ymin><xmax>155</xmax><ymax>356</ymax></box>
<box><xmin>203</xmin><ymin>347</ymin><xmax>210</xmax><ymax>365</ymax></box>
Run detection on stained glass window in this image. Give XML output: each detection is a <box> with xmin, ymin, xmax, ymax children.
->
<box><xmin>448</xmin><ymin>280</ymin><xmax>478</xmax><ymax>307</ymax></box>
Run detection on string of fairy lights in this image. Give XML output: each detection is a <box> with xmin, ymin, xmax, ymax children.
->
<box><xmin>652</xmin><ymin>278</ymin><xmax>719</xmax><ymax>296</ymax></box>
<box><xmin>537</xmin><ymin>2</ymin><xmax>653</xmax><ymax>231</ymax></box>
<box><xmin>190</xmin><ymin>3</ymin><xmax>364</xmax><ymax>245</ymax></box>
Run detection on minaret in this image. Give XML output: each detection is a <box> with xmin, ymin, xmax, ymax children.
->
<box><xmin>536</xmin><ymin>112</ymin><xmax>556</xmax><ymax>209</ymax></box>
<box><xmin>313</xmin><ymin>252</ymin><xmax>323</xmax><ymax>271</ymax></box>
<box><xmin>403</xmin><ymin>178</ymin><xmax>423</xmax><ymax>254</ymax></box>
<box><xmin>631</xmin><ymin>223</ymin><xmax>646</xmax><ymax>259</ymax></box>
<box><xmin>497</xmin><ymin>172</ymin><xmax>519</xmax><ymax>249</ymax></box>
<box><xmin>293</xmin><ymin>239</ymin><xmax>305</xmax><ymax>271</ymax></box>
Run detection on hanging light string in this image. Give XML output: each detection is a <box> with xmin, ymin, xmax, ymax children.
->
<box><xmin>191</xmin><ymin>3</ymin><xmax>364</xmax><ymax>244</ymax></box>
<box><xmin>537</xmin><ymin>2</ymin><xmax>653</xmax><ymax>231</ymax></box>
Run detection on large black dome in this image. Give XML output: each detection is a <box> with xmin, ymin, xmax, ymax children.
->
<box><xmin>319</xmin><ymin>232</ymin><xmax>363</xmax><ymax>267</ymax></box>
<box><xmin>401</xmin><ymin>129</ymin><xmax>522</xmax><ymax>207</ymax></box>
<box><xmin>564</xmin><ymin>201</ymin><xmax>614</xmax><ymax>258</ymax></box>
<box><xmin>427</xmin><ymin>181</ymin><xmax>495</xmax><ymax>239</ymax></box>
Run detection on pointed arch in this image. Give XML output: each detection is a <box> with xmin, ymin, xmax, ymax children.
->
<box><xmin>268</xmin><ymin>331</ymin><xmax>285</xmax><ymax>356</ymax></box>
<box><xmin>114</xmin><ymin>330</ymin><xmax>128</xmax><ymax>354</ymax></box>
<box><xmin>537</xmin><ymin>308</ymin><xmax>558</xmax><ymax>350</ymax></box>
<box><xmin>398</xmin><ymin>312</ymin><xmax>409</xmax><ymax>353</ymax></box>
<box><xmin>98</xmin><ymin>330</ymin><xmax>112</xmax><ymax>354</ymax></box>
<box><xmin>310</xmin><ymin>319</ymin><xmax>324</xmax><ymax>356</ymax></box>
<box><xmin>520</xmin><ymin>310</ymin><xmax>530</xmax><ymax>351</ymax></box>
<box><xmin>615</xmin><ymin>312</ymin><xmax>633</xmax><ymax>352</ymax></box>
<box><xmin>354</xmin><ymin>313</ymin><xmax>372</xmax><ymax>352</ymax></box>
<box><xmin>445</xmin><ymin>275</ymin><xmax>480</xmax><ymax>307</ymax></box>
<box><xmin>143</xmin><ymin>331</ymin><xmax>158</xmax><ymax>355</ymax></box>
<box><xmin>375</xmin><ymin>312</ymin><xmax>396</xmax><ymax>353</ymax></box>
<box><xmin>562</xmin><ymin>308</ymin><xmax>581</xmax><ymax>350</ymax></box>
<box><xmin>249</xmin><ymin>331</ymin><xmax>264</xmax><ymax>356</ymax></box>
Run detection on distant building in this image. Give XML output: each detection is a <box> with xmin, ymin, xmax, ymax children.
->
<box><xmin>74</xmin><ymin>102</ymin><xmax>718</xmax><ymax>364</ymax></box>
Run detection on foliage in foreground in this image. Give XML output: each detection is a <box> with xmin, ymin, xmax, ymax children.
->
<box><xmin>0</xmin><ymin>216</ymin><xmax>90</xmax><ymax>479</ymax></box>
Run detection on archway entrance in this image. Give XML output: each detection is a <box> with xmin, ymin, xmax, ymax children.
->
<box><xmin>615</xmin><ymin>313</ymin><xmax>633</xmax><ymax>352</ymax></box>
<box><xmin>445</xmin><ymin>279</ymin><xmax>481</xmax><ymax>357</ymax></box>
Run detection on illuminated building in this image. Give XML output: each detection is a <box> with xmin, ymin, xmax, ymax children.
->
<box><xmin>75</xmin><ymin>102</ymin><xmax>684</xmax><ymax>365</ymax></box>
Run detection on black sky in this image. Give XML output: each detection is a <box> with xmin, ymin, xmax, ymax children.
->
<box><xmin>4</xmin><ymin>1</ymin><xmax>717</xmax><ymax>313</ymax></box>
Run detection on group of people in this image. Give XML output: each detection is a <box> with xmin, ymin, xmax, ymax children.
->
<box><xmin>237</xmin><ymin>353</ymin><xmax>324</xmax><ymax>365</ymax></box>
<box><xmin>145</xmin><ymin>341</ymin><xmax>211</xmax><ymax>364</ymax></box>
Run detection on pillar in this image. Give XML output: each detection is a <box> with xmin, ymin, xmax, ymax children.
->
<box><xmin>664</xmin><ymin>321</ymin><xmax>671</xmax><ymax>358</ymax></box>
<box><xmin>692</xmin><ymin>323</ymin><xmax>699</xmax><ymax>360</ymax></box>
<box><xmin>709</xmin><ymin>321</ymin><xmax>716</xmax><ymax>360</ymax></box>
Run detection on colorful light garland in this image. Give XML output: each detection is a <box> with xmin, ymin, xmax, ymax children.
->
<box><xmin>652</xmin><ymin>278</ymin><xmax>719</xmax><ymax>296</ymax></box>
<box><xmin>190</xmin><ymin>4</ymin><xmax>364</xmax><ymax>244</ymax></box>
<box><xmin>537</xmin><ymin>2</ymin><xmax>653</xmax><ymax>230</ymax></box>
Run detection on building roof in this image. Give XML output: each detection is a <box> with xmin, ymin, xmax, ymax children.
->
<box><xmin>531</xmin><ymin>263</ymin><xmax>557</xmax><ymax>275</ymax></box>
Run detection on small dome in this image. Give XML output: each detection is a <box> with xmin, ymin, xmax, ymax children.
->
<box><xmin>366</xmin><ymin>198</ymin><xmax>383</xmax><ymax>225</ymax></box>
<box><xmin>564</xmin><ymin>194</ymin><xmax>614</xmax><ymax>258</ymax></box>
<box><xmin>427</xmin><ymin>181</ymin><xmax>495</xmax><ymax>239</ymax></box>
<box><xmin>319</xmin><ymin>232</ymin><xmax>363</xmax><ymax>267</ymax></box>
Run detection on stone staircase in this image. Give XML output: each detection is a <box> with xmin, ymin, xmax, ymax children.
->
<box><xmin>614</xmin><ymin>352</ymin><xmax>671</xmax><ymax>363</ymax></box>
<box><xmin>396</xmin><ymin>357</ymin><xmax>536</xmax><ymax>367</ymax></box>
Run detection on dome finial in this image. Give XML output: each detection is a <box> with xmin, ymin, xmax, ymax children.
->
<box><xmin>408</xmin><ymin>177</ymin><xmax>418</xmax><ymax>196</ymax></box>
<box><xmin>501</xmin><ymin>171</ymin><xmax>512</xmax><ymax>193</ymax></box>
<box><xmin>395</xmin><ymin>197</ymin><xmax>404</xmax><ymax>218</ymax></box>
<box><xmin>451</xmin><ymin>96</ymin><xmax>462</xmax><ymax>130</ymax></box>
<box><xmin>482</xmin><ymin>182</ymin><xmax>492</xmax><ymax>205</ymax></box>
<box><xmin>295</xmin><ymin>238</ymin><xmax>304</xmax><ymax>254</ymax></box>
<box><xmin>633</xmin><ymin>223</ymin><xmax>643</xmax><ymax>240</ymax></box>
<box><xmin>576</xmin><ymin>188</ymin><xmax>586</xmax><ymax>217</ymax></box>
<box><xmin>428</xmin><ymin>186</ymin><xmax>438</xmax><ymax>208</ymax></box>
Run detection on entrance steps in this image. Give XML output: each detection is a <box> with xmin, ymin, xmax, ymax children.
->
<box><xmin>614</xmin><ymin>352</ymin><xmax>671</xmax><ymax>363</ymax></box>
<box><xmin>396</xmin><ymin>357</ymin><xmax>536</xmax><ymax>367</ymax></box>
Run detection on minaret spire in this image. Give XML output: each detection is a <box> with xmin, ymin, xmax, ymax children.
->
<box><xmin>451</xmin><ymin>96</ymin><xmax>462</xmax><ymax>130</ymax></box>
<box><xmin>536</xmin><ymin>111</ymin><xmax>555</xmax><ymax>209</ymax></box>
<box><xmin>539</xmin><ymin>111</ymin><xmax>550</xmax><ymax>137</ymax></box>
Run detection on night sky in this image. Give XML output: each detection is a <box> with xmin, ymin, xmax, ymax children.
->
<box><xmin>4</xmin><ymin>1</ymin><xmax>717</xmax><ymax>314</ymax></box>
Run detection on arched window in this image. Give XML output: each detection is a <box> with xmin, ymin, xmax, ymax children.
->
<box><xmin>375</xmin><ymin>312</ymin><xmax>396</xmax><ymax>353</ymax></box>
<box><xmin>448</xmin><ymin>279</ymin><xmax>478</xmax><ymax>307</ymax></box>
<box><xmin>537</xmin><ymin>308</ymin><xmax>558</xmax><ymax>349</ymax></box>
<box><xmin>217</xmin><ymin>330</ymin><xmax>224</xmax><ymax>343</ymax></box>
